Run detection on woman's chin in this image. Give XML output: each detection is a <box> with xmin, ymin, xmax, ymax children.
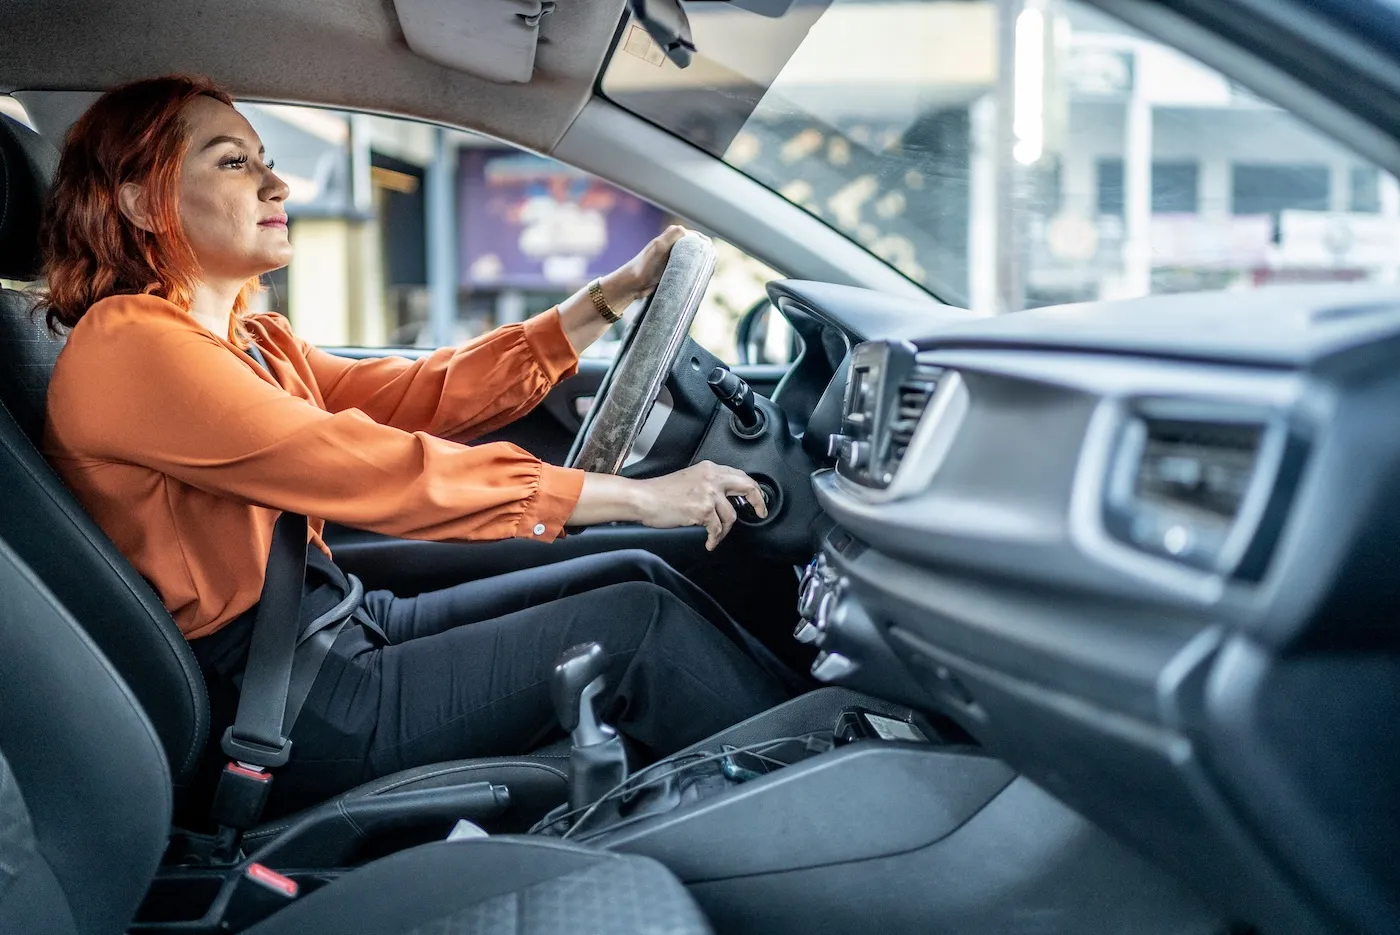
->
<box><xmin>253</xmin><ymin>250</ymin><xmax>293</xmax><ymax>275</ymax></box>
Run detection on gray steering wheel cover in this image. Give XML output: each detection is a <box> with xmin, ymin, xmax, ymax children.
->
<box><xmin>568</xmin><ymin>233</ymin><xmax>716</xmax><ymax>475</ymax></box>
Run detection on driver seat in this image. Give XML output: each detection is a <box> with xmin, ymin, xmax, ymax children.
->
<box><xmin>0</xmin><ymin>112</ymin><xmax>568</xmax><ymax>842</ymax></box>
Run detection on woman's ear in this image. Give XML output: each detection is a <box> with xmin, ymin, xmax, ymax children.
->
<box><xmin>117</xmin><ymin>182</ymin><xmax>157</xmax><ymax>233</ymax></box>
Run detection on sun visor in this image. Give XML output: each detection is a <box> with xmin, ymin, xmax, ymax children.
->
<box><xmin>392</xmin><ymin>0</ymin><xmax>556</xmax><ymax>84</ymax></box>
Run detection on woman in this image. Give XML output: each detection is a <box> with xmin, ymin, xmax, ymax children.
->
<box><xmin>39</xmin><ymin>75</ymin><xmax>793</xmax><ymax>814</ymax></box>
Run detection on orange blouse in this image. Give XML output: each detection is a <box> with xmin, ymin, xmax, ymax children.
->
<box><xmin>44</xmin><ymin>293</ymin><xmax>587</xmax><ymax>639</ymax></box>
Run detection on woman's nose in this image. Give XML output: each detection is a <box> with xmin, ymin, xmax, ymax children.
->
<box><xmin>262</xmin><ymin>168</ymin><xmax>290</xmax><ymax>203</ymax></box>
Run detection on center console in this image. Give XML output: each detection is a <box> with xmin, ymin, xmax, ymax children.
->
<box><xmin>516</xmin><ymin>519</ymin><xmax>1227</xmax><ymax>935</ymax></box>
<box><xmin>527</xmin><ymin>682</ymin><xmax>1218</xmax><ymax>935</ymax></box>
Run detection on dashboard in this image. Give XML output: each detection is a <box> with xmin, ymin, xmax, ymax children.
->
<box><xmin>769</xmin><ymin>279</ymin><xmax>1400</xmax><ymax>935</ymax></box>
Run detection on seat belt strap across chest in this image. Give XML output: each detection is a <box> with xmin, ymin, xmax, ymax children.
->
<box><xmin>222</xmin><ymin>342</ymin><xmax>310</xmax><ymax>767</ymax></box>
<box><xmin>209</xmin><ymin>342</ymin><xmax>313</xmax><ymax>858</ymax></box>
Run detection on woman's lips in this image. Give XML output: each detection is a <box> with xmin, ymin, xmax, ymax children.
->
<box><xmin>258</xmin><ymin>216</ymin><xmax>288</xmax><ymax>229</ymax></box>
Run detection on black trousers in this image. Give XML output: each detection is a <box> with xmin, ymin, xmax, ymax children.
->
<box><xmin>253</xmin><ymin>549</ymin><xmax>792</xmax><ymax>813</ymax></box>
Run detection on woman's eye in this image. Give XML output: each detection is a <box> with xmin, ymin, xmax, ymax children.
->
<box><xmin>221</xmin><ymin>154</ymin><xmax>248</xmax><ymax>169</ymax></box>
<box><xmin>265</xmin><ymin>159</ymin><xmax>275</xmax><ymax>170</ymax></box>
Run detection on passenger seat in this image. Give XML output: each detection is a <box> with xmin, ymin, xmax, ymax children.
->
<box><xmin>0</xmin><ymin>532</ymin><xmax>712</xmax><ymax>935</ymax></box>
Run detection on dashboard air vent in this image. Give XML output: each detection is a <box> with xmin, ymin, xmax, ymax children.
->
<box><xmin>884</xmin><ymin>363</ymin><xmax>943</xmax><ymax>473</ymax></box>
<box><xmin>1104</xmin><ymin>412</ymin><xmax>1269</xmax><ymax>572</ymax></box>
<box><xmin>1135</xmin><ymin>418</ymin><xmax>1263</xmax><ymax>521</ymax></box>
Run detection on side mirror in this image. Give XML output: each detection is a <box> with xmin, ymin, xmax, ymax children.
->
<box><xmin>627</xmin><ymin>0</ymin><xmax>696</xmax><ymax>68</ymax></box>
<box><xmin>735</xmin><ymin>299</ymin><xmax>799</xmax><ymax>365</ymax></box>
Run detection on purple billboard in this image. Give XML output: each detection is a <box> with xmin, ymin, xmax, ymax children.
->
<box><xmin>458</xmin><ymin>149</ymin><xmax>667</xmax><ymax>290</ymax></box>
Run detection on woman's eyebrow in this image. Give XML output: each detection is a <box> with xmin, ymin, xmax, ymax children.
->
<box><xmin>199</xmin><ymin>134</ymin><xmax>265</xmax><ymax>154</ymax></box>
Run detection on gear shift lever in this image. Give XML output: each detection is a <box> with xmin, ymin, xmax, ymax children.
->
<box><xmin>552</xmin><ymin>642</ymin><xmax>612</xmax><ymax>746</ymax></box>
<box><xmin>552</xmin><ymin>643</ymin><xmax>628</xmax><ymax>814</ymax></box>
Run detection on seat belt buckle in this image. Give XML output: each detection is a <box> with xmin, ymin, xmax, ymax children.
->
<box><xmin>221</xmin><ymin>725</ymin><xmax>292</xmax><ymax>769</ymax></box>
<box><xmin>211</xmin><ymin>760</ymin><xmax>275</xmax><ymax>832</ymax></box>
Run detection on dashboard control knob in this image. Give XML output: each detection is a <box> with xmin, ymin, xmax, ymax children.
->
<box><xmin>826</xmin><ymin>434</ymin><xmax>870</xmax><ymax>469</ymax></box>
<box><xmin>707</xmin><ymin>367</ymin><xmax>762</xmax><ymax>432</ymax></box>
<box><xmin>811</xmin><ymin>650</ymin><xmax>857</xmax><ymax>682</ymax></box>
<box><xmin>793</xmin><ymin>621</ymin><xmax>821</xmax><ymax>644</ymax></box>
<box><xmin>797</xmin><ymin>577</ymin><xmax>822</xmax><ymax>619</ymax></box>
<box><xmin>815</xmin><ymin>590</ymin><xmax>837</xmax><ymax>631</ymax></box>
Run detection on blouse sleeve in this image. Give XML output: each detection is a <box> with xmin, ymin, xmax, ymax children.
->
<box><xmin>295</xmin><ymin>308</ymin><xmax>580</xmax><ymax>441</ymax></box>
<box><xmin>58</xmin><ymin>316</ymin><xmax>585</xmax><ymax>542</ymax></box>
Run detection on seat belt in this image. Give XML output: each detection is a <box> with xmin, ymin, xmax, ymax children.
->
<box><xmin>222</xmin><ymin>342</ymin><xmax>308</xmax><ymax>767</ymax></box>
<box><xmin>210</xmin><ymin>508</ymin><xmax>308</xmax><ymax>862</ymax></box>
<box><xmin>208</xmin><ymin>344</ymin><xmax>388</xmax><ymax>863</ymax></box>
<box><xmin>223</xmin><ymin>509</ymin><xmax>308</xmax><ymax>765</ymax></box>
<box><xmin>208</xmin><ymin>343</ymin><xmax>312</xmax><ymax>863</ymax></box>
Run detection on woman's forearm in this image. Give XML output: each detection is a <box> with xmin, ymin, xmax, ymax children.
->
<box><xmin>565</xmin><ymin>462</ymin><xmax>765</xmax><ymax>551</ymax></box>
<box><xmin>557</xmin><ymin>225</ymin><xmax>688</xmax><ymax>352</ymax></box>
<box><xmin>567</xmin><ymin>472</ymin><xmax>646</xmax><ymax>526</ymax></box>
<box><xmin>556</xmin><ymin>269</ymin><xmax>644</xmax><ymax>353</ymax></box>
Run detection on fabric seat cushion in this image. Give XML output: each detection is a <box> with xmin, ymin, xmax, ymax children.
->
<box><xmin>246</xmin><ymin>837</ymin><xmax>712</xmax><ymax>935</ymax></box>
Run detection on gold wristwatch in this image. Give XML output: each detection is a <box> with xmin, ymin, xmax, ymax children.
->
<box><xmin>587</xmin><ymin>279</ymin><xmax>623</xmax><ymax>324</ymax></box>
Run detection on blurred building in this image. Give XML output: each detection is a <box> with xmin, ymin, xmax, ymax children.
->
<box><xmin>607</xmin><ymin>0</ymin><xmax>1396</xmax><ymax>314</ymax></box>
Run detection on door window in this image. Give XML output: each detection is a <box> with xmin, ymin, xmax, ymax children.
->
<box><xmin>236</xmin><ymin>104</ymin><xmax>779</xmax><ymax>363</ymax></box>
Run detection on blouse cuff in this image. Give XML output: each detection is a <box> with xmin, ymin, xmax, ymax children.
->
<box><xmin>522</xmin><ymin>307</ymin><xmax>581</xmax><ymax>384</ymax></box>
<box><xmin>518</xmin><ymin>463</ymin><xmax>587</xmax><ymax>541</ymax></box>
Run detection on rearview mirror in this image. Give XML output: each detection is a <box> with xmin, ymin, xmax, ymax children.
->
<box><xmin>627</xmin><ymin>0</ymin><xmax>696</xmax><ymax>68</ymax></box>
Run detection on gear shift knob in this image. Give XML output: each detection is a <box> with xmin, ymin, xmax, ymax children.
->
<box><xmin>552</xmin><ymin>643</ymin><xmax>628</xmax><ymax>819</ymax></box>
<box><xmin>551</xmin><ymin>643</ymin><xmax>612</xmax><ymax>746</ymax></box>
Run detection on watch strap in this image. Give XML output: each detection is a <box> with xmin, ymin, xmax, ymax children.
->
<box><xmin>587</xmin><ymin>279</ymin><xmax>622</xmax><ymax>324</ymax></box>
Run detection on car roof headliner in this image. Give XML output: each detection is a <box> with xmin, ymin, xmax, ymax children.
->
<box><xmin>0</xmin><ymin>0</ymin><xmax>627</xmax><ymax>154</ymax></box>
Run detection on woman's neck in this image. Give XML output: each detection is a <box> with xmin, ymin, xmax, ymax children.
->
<box><xmin>187</xmin><ymin>280</ymin><xmax>242</xmax><ymax>340</ymax></box>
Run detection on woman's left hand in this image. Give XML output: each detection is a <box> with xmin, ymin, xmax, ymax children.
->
<box><xmin>599</xmin><ymin>225</ymin><xmax>693</xmax><ymax>310</ymax></box>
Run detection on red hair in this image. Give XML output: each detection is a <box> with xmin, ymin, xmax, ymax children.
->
<box><xmin>38</xmin><ymin>75</ymin><xmax>260</xmax><ymax>346</ymax></box>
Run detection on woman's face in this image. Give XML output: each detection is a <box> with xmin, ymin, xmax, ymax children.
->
<box><xmin>174</xmin><ymin>96</ymin><xmax>292</xmax><ymax>282</ymax></box>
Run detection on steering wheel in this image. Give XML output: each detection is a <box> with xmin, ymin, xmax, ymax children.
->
<box><xmin>566</xmin><ymin>232</ymin><xmax>716</xmax><ymax>474</ymax></box>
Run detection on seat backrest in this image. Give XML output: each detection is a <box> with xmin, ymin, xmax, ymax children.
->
<box><xmin>0</xmin><ymin>112</ymin><xmax>210</xmax><ymax>798</ymax></box>
<box><xmin>0</xmin><ymin>535</ymin><xmax>171</xmax><ymax>935</ymax></box>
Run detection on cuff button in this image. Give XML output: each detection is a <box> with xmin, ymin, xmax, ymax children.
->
<box><xmin>533</xmin><ymin>523</ymin><xmax>547</xmax><ymax>536</ymax></box>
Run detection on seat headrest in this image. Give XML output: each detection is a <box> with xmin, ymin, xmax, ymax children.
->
<box><xmin>0</xmin><ymin>112</ymin><xmax>59</xmax><ymax>281</ymax></box>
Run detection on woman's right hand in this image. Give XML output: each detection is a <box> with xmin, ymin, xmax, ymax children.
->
<box><xmin>569</xmin><ymin>462</ymin><xmax>767</xmax><ymax>551</ymax></box>
<box><xmin>632</xmin><ymin>461</ymin><xmax>767</xmax><ymax>550</ymax></box>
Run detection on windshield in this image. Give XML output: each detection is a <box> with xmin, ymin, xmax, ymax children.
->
<box><xmin>602</xmin><ymin>0</ymin><xmax>1396</xmax><ymax>312</ymax></box>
